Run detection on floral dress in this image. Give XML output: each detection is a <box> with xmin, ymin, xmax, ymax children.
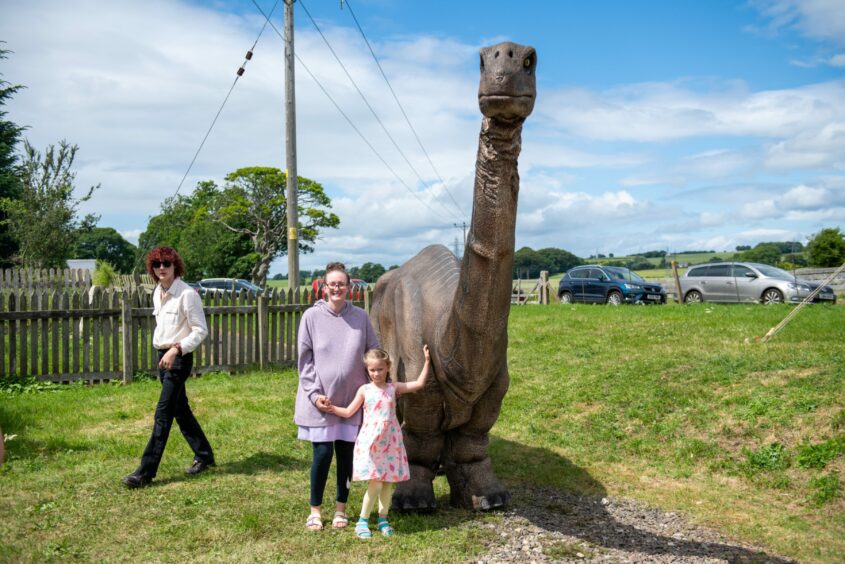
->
<box><xmin>352</xmin><ymin>383</ymin><xmax>410</xmax><ymax>482</ymax></box>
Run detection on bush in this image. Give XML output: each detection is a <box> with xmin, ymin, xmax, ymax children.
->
<box><xmin>92</xmin><ymin>260</ymin><xmax>118</xmax><ymax>287</ymax></box>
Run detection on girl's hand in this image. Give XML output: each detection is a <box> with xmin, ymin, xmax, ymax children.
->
<box><xmin>316</xmin><ymin>396</ymin><xmax>332</xmax><ymax>412</ymax></box>
<box><xmin>422</xmin><ymin>344</ymin><xmax>430</xmax><ymax>362</ymax></box>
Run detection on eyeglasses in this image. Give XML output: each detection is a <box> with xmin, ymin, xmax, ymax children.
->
<box><xmin>152</xmin><ymin>260</ymin><xmax>173</xmax><ymax>268</ymax></box>
<box><xmin>326</xmin><ymin>282</ymin><xmax>347</xmax><ymax>289</ymax></box>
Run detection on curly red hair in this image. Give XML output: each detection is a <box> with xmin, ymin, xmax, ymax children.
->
<box><xmin>145</xmin><ymin>246</ymin><xmax>186</xmax><ymax>282</ymax></box>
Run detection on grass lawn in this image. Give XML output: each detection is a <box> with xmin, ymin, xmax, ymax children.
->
<box><xmin>2</xmin><ymin>303</ymin><xmax>844</xmax><ymax>562</ymax></box>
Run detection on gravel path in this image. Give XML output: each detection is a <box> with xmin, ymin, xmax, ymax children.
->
<box><xmin>473</xmin><ymin>486</ymin><xmax>793</xmax><ymax>563</ymax></box>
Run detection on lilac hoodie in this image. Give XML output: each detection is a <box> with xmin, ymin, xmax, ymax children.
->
<box><xmin>294</xmin><ymin>299</ymin><xmax>380</xmax><ymax>427</ymax></box>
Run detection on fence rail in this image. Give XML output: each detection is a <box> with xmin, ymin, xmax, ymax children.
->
<box><xmin>0</xmin><ymin>287</ymin><xmax>369</xmax><ymax>383</ymax></box>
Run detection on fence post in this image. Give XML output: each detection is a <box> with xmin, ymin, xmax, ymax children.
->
<box><xmin>257</xmin><ymin>293</ymin><xmax>268</xmax><ymax>370</ymax></box>
<box><xmin>539</xmin><ymin>271</ymin><xmax>549</xmax><ymax>304</ymax></box>
<box><xmin>671</xmin><ymin>260</ymin><xmax>683</xmax><ymax>304</ymax></box>
<box><xmin>121</xmin><ymin>290</ymin><xmax>134</xmax><ymax>383</ymax></box>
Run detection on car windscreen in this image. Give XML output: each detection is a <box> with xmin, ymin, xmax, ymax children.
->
<box><xmin>753</xmin><ymin>264</ymin><xmax>794</xmax><ymax>280</ymax></box>
<box><xmin>607</xmin><ymin>269</ymin><xmax>644</xmax><ymax>282</ymax></box>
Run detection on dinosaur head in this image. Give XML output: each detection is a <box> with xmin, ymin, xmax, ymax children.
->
<box><xmin>478</xmin><ymin>41</ymin><xmax>536</xmax><ymax>120</ymax></box>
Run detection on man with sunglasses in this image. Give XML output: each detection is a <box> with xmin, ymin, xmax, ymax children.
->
<box><xmin>122</xmin><ymin>246</ymin><xmax>215</xmax><ymax>488</ymax></box>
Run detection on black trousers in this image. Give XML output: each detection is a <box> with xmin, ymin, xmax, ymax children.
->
<box><xmin>310</xmin><ymin>440</ymin><xmax>354</xmax><ymax>507</ymax></box>
<box><xmin>136</xmin><ymin>351</ymin><xmax>214</xmax><ymax>478</ymax></box>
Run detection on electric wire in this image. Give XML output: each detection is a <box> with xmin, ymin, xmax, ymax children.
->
<box><xmin>173</xmin><ymin>0</ymin><xmax>281</xmax><ymax>198</ymax></box>
<box><xmin>298</xmin><ymin>0</ymin><xmax>464</xmax><ymax>223</ymax></box>
<box><xmin>342</xmin><ymin>0</ymin><xmax>466</xmax><ymax>218</ymax></box>
<box><xmin>250</xmin><ymin>0</ymin><xmax>460</xmax><ymax>223</ymax></box>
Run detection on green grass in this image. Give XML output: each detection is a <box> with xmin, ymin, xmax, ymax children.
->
<box><xmin>2</xmin><ymin>304</ymin><xmax>845</xmax><ymax>561</ymax></box>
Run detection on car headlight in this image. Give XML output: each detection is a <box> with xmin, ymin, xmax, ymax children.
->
<box><xmin>622</xmin><ymin>283</ymin><xmax>642</xmax><ymax>290</ymax></box>
<box><xmin>787</xmin><ymin>282</ymin><xmax>811</xmax><ymax>291</ymax></box>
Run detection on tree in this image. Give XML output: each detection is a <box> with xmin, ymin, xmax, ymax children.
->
<box><xmin>139</xmin><ymin>181</ymin><xmax>254</xmax><ymax>280</ymax></box>
<box><xmin>215</xmin><ymin>167</ymin><xmax>340</xmax><ymax>287</ymax></box>
<box><xmin>74</xmin><ymin>225</ymin><xmax>138</xmax><ymax>273</ymax></box>
<box><xmin>355</xmin><ymin>262</ymin><xmax>386</xmax><ymax>282</ymax></box>
<box><xmin>806</xmin><ymin>228</ymin><xmax>845</xmax><ymax>267</ymax></box>
<box><xmin>0</xmin><ymin>45</ymin><xmax>26</xmax><ymax>268</ymax></box>
<box><xmin>0</xmin><ymin>140</ymin><xmax>98</xmax><ymax>268</ymax></box>
<box><xmin>737</xmin><ymin>243</ymin><xmax>781</xmax><ymax>266</ymax></box>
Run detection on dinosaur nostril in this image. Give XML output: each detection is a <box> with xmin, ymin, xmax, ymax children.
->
<box><xmin>508</xmin><ymin>49</ymin><xmax>513</xmax><ymax>58</ymax></box>
<box><xmin>494</xmin><ymin>51</ymin><xmax>499</xmax><ymax>58</ymax></box>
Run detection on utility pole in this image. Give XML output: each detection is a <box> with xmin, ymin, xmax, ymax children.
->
<box><xmin>284</xmin><ymin>0</ymin><xmax>300</xmax><ymax>291</ymax></box>
<box><xmin>454</xmin><ymin>221</ymin><xmax>467</xmax><ymax>252</ymax></box>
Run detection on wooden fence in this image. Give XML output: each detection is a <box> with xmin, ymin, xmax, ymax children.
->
<box><xmin>0</xmin><ymin>287</ymin><xmax>369</xmax><ymax>383</ymax></box>
<box><xmin>1</xmin><ymin>268</ymin><xmax>92</xmax><ymax>291</ymax></box>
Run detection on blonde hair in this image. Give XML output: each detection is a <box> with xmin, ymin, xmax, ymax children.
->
<box><xmin>363</xmin><ymin>348</ymin><xmax>392</xmax><ymax>382</ymax></box>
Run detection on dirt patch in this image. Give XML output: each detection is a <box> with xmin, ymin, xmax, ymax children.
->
<box><xmin>473</xmin><ymin>485</ymin><xmax>792</xmax><ymax>563</ymax></box>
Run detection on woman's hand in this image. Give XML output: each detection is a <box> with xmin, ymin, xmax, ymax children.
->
<box><xmin>159</xmin><ymin>347</ymin><xmax>180</xmax><ymax>370</ymax></box>
<box><xmin>423</xmin><ymin>344</ymin><xmax>430</xmax><ymax>362</ymax></box>
<box><xmin>315</xmin><ymin>396</ymin><xmax>333</xmax><ymax>412</ymax></box>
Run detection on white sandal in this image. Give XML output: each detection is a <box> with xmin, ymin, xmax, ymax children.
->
<box><xmin>332</xmin><ymin>511</ymin><xmax>349</xmax><ymax>529</ymax></box>
<box><xmin>305</xmin><ymin>514</ymin><xmax>323</xmax><ymax>531</ymax></box>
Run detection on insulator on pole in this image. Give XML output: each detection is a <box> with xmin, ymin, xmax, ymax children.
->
<box><xmin>245</xmin><ymin>50</ymin><xmax>253</xmax><ymax>60</ymax></box>
<box><xmin>237</xmin><ymin>67</ymin><xmax>245</xmax><ymax>76</ymax></box>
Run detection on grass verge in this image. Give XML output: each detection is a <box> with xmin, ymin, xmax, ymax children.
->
<box><xmin>1</xmin><ymin>303</ymin><xmax>844</xmax><ymax>561</ymax></box>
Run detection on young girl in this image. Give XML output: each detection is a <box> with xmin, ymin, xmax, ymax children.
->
<box><xmin>328</xmin><ymin>344</ymin><xmax>431</xmax><ymax>538</ymax></box>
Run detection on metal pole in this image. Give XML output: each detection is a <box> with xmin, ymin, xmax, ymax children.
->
<box><xmin>285</xmin><ymin>0</ymin><xmax>300</xmax><ymax>291</ymax></box>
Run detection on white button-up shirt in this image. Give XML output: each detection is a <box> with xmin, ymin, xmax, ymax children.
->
<box><xmin>152</xmin><ymin>277</ymin><xmax>208</xmax><ymax>353</ymax></box>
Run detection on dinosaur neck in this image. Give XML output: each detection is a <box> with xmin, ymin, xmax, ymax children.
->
<box><xmin>451</xmin><ymin>116</ymin><xmax>524</xmax><ymax>339</ymax></box>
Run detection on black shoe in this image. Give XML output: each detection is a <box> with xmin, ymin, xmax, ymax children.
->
<box><xmin>122</xmin><ymin>473</ymin><xmax>152</xmax><ymax>489</ymax></box>
<box><xmin>185</xmin><ymin>459</ymin><xmax>215</xmax><ymax>476</ymax></box>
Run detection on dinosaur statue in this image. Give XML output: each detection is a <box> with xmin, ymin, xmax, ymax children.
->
<box><xmin>370</xmin><ymin>41</ymin><xmax>536</xmax><ymax>511</ymax></box>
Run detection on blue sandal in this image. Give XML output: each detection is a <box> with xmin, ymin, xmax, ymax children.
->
<box><xmin>355</xmin><ymin>518</ymin><xmax>372</xmax><ymax>539</ymax></box>
<box><xmin>377</xmin><ymin>517</ymin><xmax>395</xmax><ymax>537</ymax></box>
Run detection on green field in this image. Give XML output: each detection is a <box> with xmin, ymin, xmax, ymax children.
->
<box><xmin>2</xmin><ymin>304</ymin><xmax>844</xmax><ymax>562</ymax></box>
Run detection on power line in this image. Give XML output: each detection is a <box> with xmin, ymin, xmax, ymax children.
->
<box><xmin>298</xmin><ymin>0</ymin><xmax>464</xmax><ymax>224</ymax></box>
<box><xmin>250</xmin><ymin>0</ymin><xmax>460</xmax><ymax>224</ymax></box>
<box><xmin>172</xmin><ymin>0</ymin><xmax>282</xmax><ymax>198</ymax></box>
<box><xmin>342</xmin><ymin>0</ymin><xmax>466</xmax><ymax>219</ymax></box>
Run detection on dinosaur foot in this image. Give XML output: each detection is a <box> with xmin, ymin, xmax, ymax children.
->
<box><xmin>392</xmin><ymin>464</ymin><xmax>437</xmax><ymax>513</ymax></box>
<box><xmin>446</xmin><ymin>457</ymin><xmax>511</xmax><ymax>511</ymax></box>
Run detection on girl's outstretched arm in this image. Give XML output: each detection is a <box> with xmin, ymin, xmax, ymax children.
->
<box><xmin>328</xmin><ymin>386</ymin><xmax>365</xmax><ymax>418</ymax></box>
<box><xmin>396</xmin><ymin>344</ymin><xmax>430</xmax><ymax>396</ymax></box>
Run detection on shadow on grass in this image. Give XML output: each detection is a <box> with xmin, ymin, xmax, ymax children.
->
<box><xmin>216</xmin><ymin>450</ymin><xmax>308</xmax><ymax>475</ymax></box>
<box><xmin>493</xmin><ymin>437</ymin><xmax>791</xmax><ymax>563</ymax></box>
<box><xmin>149</xmin><ymin>450</ymin><xmax>308</xmax><ymax>487</ymax></box>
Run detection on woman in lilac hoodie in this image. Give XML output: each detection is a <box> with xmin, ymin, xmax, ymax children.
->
<box><xmin>295</xmin><ymin>262</ymin><xmax>380</xmax><ymax>531</ymax></box>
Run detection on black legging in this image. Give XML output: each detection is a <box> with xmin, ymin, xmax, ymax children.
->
<box><xmin>310</xmin><ymin>440</ymin><xmax>355</xmax><ymax>507</ymax></box>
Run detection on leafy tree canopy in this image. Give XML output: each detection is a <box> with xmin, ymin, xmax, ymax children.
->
<box><xmin>74</xmin><ymin>225</ymin><xmax>138</xmax><ymax>274</ymax></box>
<box><xmin>216</xmin><ymin>167</ymin><xmax>340</xmax><ymax>287</ymax></box>
<box><xmin>0</xmin><ymin>140</ymin><xmax>98</xmax><ymax>269</ymax></box>
<box><xmin>140</xmin><ymin>169</ymin><xmax>340</xmax><ymax>285</ymax></box>
<box><xmin>0</xmin><ymin>45</ymin><xmax>26</xmax><ymax>268</ymax></box>
<box><xmin>736</xmin><ymin>243</ymin><xmax>782</xmax><ymax>266</ymax></box>
<box><xmin>806</xmin><ymin>228</ymin><xmax>845</xmax><ymax>267</ymax></box>
<box><xmin>139</xmin><ymin>181</ymin><xmax>254</xmax><ymax>280</ymax></box>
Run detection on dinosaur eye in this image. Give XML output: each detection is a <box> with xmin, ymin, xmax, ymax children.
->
<box><xmin>523</xmin><ymin>58</ymin><xmax>531</xmax><ymax>68</ymax></box>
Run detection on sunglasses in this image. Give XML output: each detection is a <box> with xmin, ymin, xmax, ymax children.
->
<box><xmin>152</xmin><ymin>260</ymin><xmax>173</xmax><ymax>268</ymax></box>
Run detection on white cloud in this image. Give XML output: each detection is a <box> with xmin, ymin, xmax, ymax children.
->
<box><xmin>752</xmin><ymin>0</ymin><xmax>845</xmax><ymax>47</ymax></box>
<box><xmin>3</xmin><ymin>0</ymin><xmax>844</xmax><ymax>267</ymax></box>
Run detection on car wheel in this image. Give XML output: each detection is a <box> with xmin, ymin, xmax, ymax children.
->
<box><xmin>761</xmin><ymin>288</ymin><xmax>784</xmax><ymax>305</ymax></box>
<box><xmin>560</xmin><ymin>291</ymin><xmax>573</xmax><ymax>304</ymax></box>
<box><xmin>684</xmin><ymin>290</ymin><xmax>703</xmax><ymax>304</ymax></box>
<box><xmin>606</xmin><ymin>291</ymin><xmax>623</xmax><ymax>306</ymax></box>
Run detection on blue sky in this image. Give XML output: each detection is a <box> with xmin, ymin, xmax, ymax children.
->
<box><xmin>2</xmin><ymin>0</ymin><xmax>844</xmax><ymax>274</ymax></box>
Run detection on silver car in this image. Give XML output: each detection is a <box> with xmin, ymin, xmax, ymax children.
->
<box><xmin>680</xmin><ymin>262</ymin><xmax>837</xmax><ymax>305</ymax></box>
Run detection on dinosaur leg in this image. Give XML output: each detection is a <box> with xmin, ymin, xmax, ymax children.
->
<box><xmin>393</xmin><ymin>390</ymin><xmax>444</xmax><ymax>512</ymax></box>
<box><xmin>443</xmin><ymin>365</ymin><xmax>510</xmax><ymax>510</ymax></box>
<box><xmin>388</xmin><ymin>282</ymin><xmax>445</xmax><ymax>513</ymax></box>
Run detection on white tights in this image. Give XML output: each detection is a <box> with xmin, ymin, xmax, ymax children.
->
<box><xmin>359</xmin><ymin>481</ymin><xmax>394</xmax><ymax>518</ymax></box>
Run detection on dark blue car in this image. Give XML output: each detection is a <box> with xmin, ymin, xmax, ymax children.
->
<box><xmin>558</xmin><ymin>265</ymin><xmax>666</xmax><ymax>305</ymax></box>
